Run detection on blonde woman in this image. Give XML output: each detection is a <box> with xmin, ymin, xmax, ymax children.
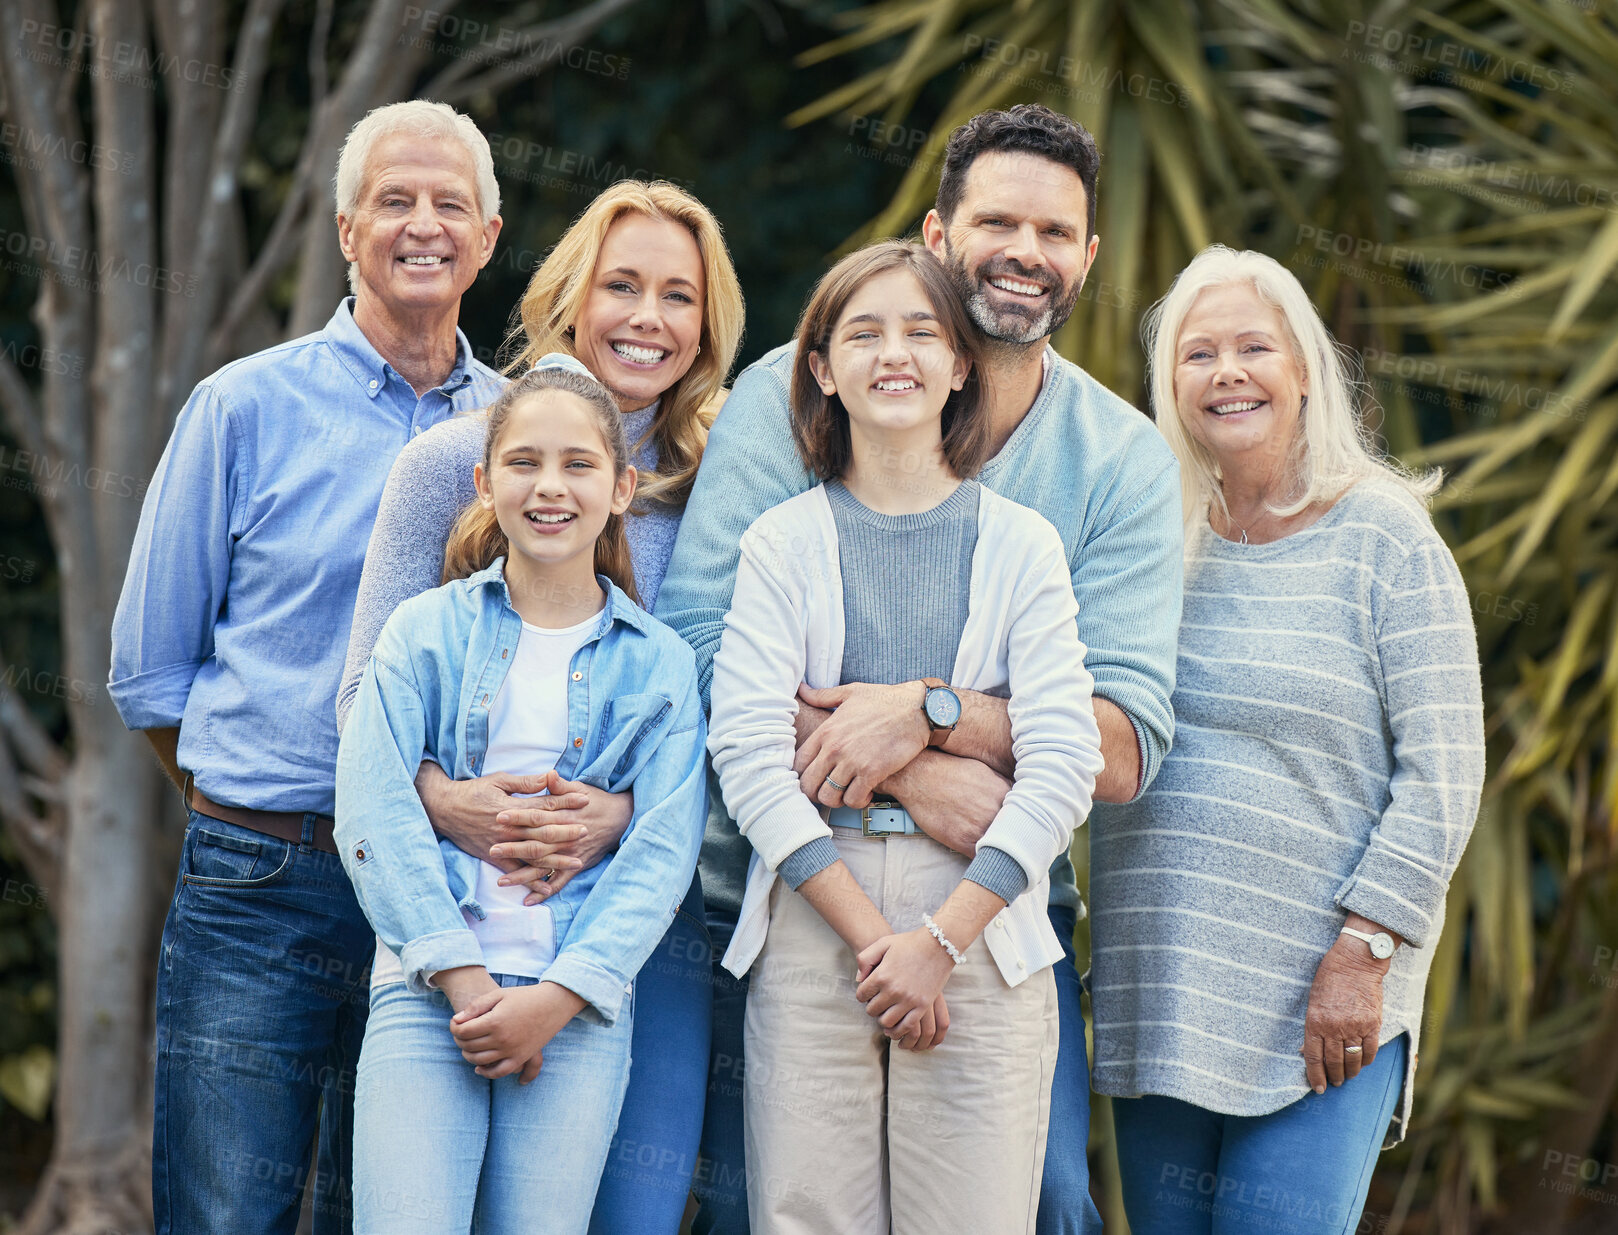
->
<box><xmin>337</xmin><ymin>180</ymin><xmax>744</xmax><ymax>1233</ymax></box>
<box><xmin>1089</xmin><ymin>245</ymin><xmax>1484</xmax><ymax>1234</ymax></box>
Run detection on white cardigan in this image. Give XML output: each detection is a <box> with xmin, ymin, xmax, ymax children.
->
<box><xmin>710</xmin><ymin>483</ymin><xmax>1104</xmax><ymax>986</ymax></box>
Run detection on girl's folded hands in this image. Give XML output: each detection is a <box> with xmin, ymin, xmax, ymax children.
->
<box><xmin>449</xmin><ymin>981</ymin><xmax>589</xmax><ymax>1084</ymax></box>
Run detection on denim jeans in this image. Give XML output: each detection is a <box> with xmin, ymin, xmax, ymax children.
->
<box><xmin>1112</xmin><ymin>1034</ymin><xmax>1409</xmax><ymax>1235</ymax></box>
<box><xmin>691</xmin><ymin>899</ymin><xmax>1101</xmax><ymax>1235</ymax></box>
<box><xmin>589</xmin><ymin>873</ymin><xmax>712</xmax><ymax>1235</ymax></box>
<box><xmin>153</xmin><ymin>810</ymin><xmax>373</xmax><ymax>1235</ymax></box>
<box><xmin>355</xmin><ymin>973</ymin><xmax>634</xmax><ymax>1234</ymax></box>
<box><xmin>1044</xmin><ymin>903</ymin><xmax>1107</xmax><ymax>1235</ymax></box>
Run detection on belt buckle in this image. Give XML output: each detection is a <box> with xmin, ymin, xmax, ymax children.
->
<box><xmin>861</xmin><ymin>800</ymin><xmax>906</xmax><ymax>836</ymax></box>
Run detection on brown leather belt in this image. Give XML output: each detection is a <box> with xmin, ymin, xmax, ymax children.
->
<box><xmin>188</xmin><ymin>785</ymin><xmax>339</xmax><ymax>855</ymax></box>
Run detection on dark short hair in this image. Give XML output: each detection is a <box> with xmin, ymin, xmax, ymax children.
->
<box><xmin>936</xmin><ymin>104</ymin><xmax>1100</xmax><ymax>238</ymax></box>
<box><xmin>790</xmin><ymin>240</ymin><xmax>991</xmax><ymax>484</ymax></box>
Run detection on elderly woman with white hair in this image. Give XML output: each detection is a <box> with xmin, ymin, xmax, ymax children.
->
<box><xmin>1088</xmin><ymin>245</ymin><xmax>1485</xmax><ymax>1234</ymax></box>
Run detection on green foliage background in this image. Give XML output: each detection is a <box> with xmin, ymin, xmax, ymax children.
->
<box><xmin>2</xmin><ymin>1</ymin><xmax>1614</xmax><ymax>1231</ymax></box>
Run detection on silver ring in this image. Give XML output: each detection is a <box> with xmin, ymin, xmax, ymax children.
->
<box><xmin>824</xmin><ymin>775</ymin><xmax>847</xmax><ymax>791</ymax></box>
<box><xmin>1344</xmin><ymin>1045</ymin><xmax>1363</xmax><ymax>1054</ymax></box>
<box><xmin>539</xmin><ymin>868</ymin><xmax>555</xmax><ymax>882</ymax></box>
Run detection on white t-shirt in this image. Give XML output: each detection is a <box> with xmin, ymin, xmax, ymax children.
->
<box><xmin>371</xmin><ymin>610</ymin><xmax>598</xmax><ymax>987</ymax></box>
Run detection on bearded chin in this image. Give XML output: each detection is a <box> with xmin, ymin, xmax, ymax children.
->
<box><xmin>965</xmin><ymin>289</ymin><xmax>1054</xmax><ymax>344</ymax></box>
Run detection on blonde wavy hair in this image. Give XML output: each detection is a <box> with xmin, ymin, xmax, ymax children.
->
<box><xmin>1143</xmin><ymin>244</ymin><xmax>1440</xmax><ymax>543</ymax></box>
<box><xmin>507</xmin><ymin>181</ymin><xmax>745</xmax><ymax>509</ymax></box>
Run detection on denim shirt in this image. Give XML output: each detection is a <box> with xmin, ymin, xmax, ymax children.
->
<box><xmin>109</xmin><ymin>297</ymin><xmax>505</xmax><ymax>813</ymax></box>
<box><xmin>334</xmin><ymin>560</ymin><xmax>707</xmax><ymax>1024</ymax></box>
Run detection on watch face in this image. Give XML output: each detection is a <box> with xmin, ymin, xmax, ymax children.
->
<box><xmin>1370</xmin><ymin>933</ymin><xmax>1395</xmax><ymax>960</ymax></box>
<box><xmin>925</xmin><ymin>687</ymin><xmax>962</xmax><ymax>728</ymax></box>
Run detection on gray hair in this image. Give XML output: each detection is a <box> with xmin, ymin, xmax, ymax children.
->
<box><xmin>1142</xmin><ymin>244</ymin><xmax>1439</xmax><ymax>542</ymax></box>
<box><xmin>334</xmin><ymin>100</ymin><xmax>500</xmax><ymax>292</ymax></box>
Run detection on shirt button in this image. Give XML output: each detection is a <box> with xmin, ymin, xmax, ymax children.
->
<box><xmin>368</xmin><ymin>379</ymin><xmax>378</xmax><ymax>389</ymax></box>
<box><xmin>412</xmin><ymin>426</ymin><xmax>421</xmax><ymax>436</ymax></box>
<box><xmin>482</xmin><ymin>693</ymin><xmax>489</xmax><ymax>705</ymax></box>
<box><xmin>502</xmin><ymin>649</ymin><xmax>508</xmax><ymax>659</ymax></box>
<box><xmin>573</xmin><ymin>737</ymin><xmax>583</xmax><ymax>748</ymax></box>
<box><xmin>572</xmin><ymin>671</ymin><xmax>582</xmax><ymax>681</ymax></box>
<box><xmin>992</xmin><ymin>919</ymin><xmax>1005</xmax><ymax>931</ymax></box>
<box><xmin>1017</xmin><ymin>959</ymin><xmax>1026</xmax><ymax>970</ymax></box>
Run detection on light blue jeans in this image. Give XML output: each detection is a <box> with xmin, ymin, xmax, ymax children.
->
<box><xmin>1112</xmin><ymin>1034</ymin><xmax>1409</xmax><ymax>1235</ymax></box>
<box><xmin>353</xmin><ymin>973</ymin><xmax>634</xmax><ymax>1235</ymax></box>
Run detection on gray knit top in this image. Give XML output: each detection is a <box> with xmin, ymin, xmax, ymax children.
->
<box><xmin>775</xmin><ymin>479</ymin><xmax>1029</xmax><ymax>906</ymax></box>
<box><xmin>1088</xmin><ymin>478</ymin><xmax>1484</xmax><ymax>1145</ymax></box>
<box><xmin>337</xmin><ymin>401</ymin><xmax>680</xmax><ymax>730</ymax></box>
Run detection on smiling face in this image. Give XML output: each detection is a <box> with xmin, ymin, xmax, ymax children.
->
<box><xmin>807</xmin><ymin>267</ymin><xmax>969</xmax><ymax>451</ymax></box>
<box><xmin>568</xmin><ymin>212</ymin><xmax>706</xmax><ymax>413</ymax></box>
<box><xmin>474</xmin><ymin>391</ymin><xmax>636</xmax><ymax>583</ymax></box>
<box><xmin>924</xmin><ymin>150</ymin><xmax>1099</xmax><ymax>346</ymax></box>
<box><xmin>336</xmin><ymin>132</ymin><xmax>500</xmax><ymax>325</ymax></box>
<box><xmin>1174</xmin><ymin>281</ymin><xmax>1309</xmax><ymax>472</ymax></box>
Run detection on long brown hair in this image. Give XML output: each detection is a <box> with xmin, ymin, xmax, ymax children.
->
<box><xmin>443</xmin><ymin>368</ymin><xmax>639</xmax><ymax>605</ymax></box>
<box><xmin>507</xmin><ymin>180</ymin><xmax>746</xmax><ymax>508</ymax></box>
<box><xmin>790</xmin><ymin>239</ymin><xmax>990</xmax><ymax>483</ymax></box>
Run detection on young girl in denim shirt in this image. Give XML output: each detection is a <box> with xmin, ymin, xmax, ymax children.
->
<box><xmin>708</xmin><ymin>241</ymin><xmax>1105</xmax><ymax>1233</ymax></box>
<box><xmin>335</xmin><ymin>359</ymin><xmax>706</xmax><ymax>1234</ymax></box>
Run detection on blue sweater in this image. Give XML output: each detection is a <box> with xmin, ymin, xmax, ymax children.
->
<box><xmin>655</xmin><ymin>343</ymin><xmax>1183</xmax><ymax>919</ymax></box>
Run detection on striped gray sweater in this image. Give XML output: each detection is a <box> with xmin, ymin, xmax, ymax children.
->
<box><xmin>1088</xmin><ymin>478</ymin><xmax>1484</xmax><ymax>1144</ymax></box>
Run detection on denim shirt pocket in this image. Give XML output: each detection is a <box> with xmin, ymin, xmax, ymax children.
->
<box><xmin>591</xmin><ymin>692</ymin><xmax>674</xmax><ymax>786</ymax></box>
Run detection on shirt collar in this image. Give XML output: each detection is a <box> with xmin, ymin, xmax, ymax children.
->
<box><xmin>324</xmin><ymin>296</ymin><xmax>477</xmax><ymax>400</ymax></box>
<box><xmin>467</xmin><ymin>558</ymin><xmax>653</xmax><ymax>636</ymax></box>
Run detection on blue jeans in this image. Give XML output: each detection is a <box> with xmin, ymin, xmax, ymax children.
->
<box><xmin>589</xmin><ymin>873</ymin><xmax>713</xmax><ymax>1235</ymax></box>
<box><xmin>153</xmin><ymin>810</ymin><xmax>373</xmax><ymax>1235</ymax></box>
<box><xmin>355</xmin><ymin>974</ymin><xmax>634</xmax><ymax>1234</ymax></box>
<box><xmin>1044</xmin><ymin>903</ymin><xmax>1107</xmax><ymax>1235</ymax></box>
<box><xmin>1112</xmin><ymin>1035</ymin><xmax>1409</xmax><ymax>1235</ymax></box>
<box><xmin>691</xmin><ymin>899</ymin><xmax>1101</xmax><ymax>1235</ymax></box>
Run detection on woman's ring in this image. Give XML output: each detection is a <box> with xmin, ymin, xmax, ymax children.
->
<box><xmin>540</xmin><ymin>868</ymin><xmax>555</xmax><ymax>882</ymax></box>
<box><xmin>824</xmin><ymin>775</ymin><xmax>847</xmax><ymax>791</ymax></box>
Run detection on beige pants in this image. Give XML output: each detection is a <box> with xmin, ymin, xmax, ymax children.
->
<box><xmin>743</xmin><ymin>831</ymin><xmax>1058</xmax><ymax>1235</ymax></box>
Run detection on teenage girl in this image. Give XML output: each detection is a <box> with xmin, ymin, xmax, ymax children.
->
<box><xmin>334</xmin><ymin>359</ymin><xmax>707</xmax><ymax>1235</ymax></box>
<box><xmin>707</xmin><ymin>240</ymin><xmax>1106</xmax><ymax>1234</ymax></box>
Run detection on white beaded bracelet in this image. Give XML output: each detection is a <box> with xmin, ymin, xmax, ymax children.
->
<box><xmin>922</xmin><ymin>913</ymin><xmax>964</xmax><ymax>966</ymax></box>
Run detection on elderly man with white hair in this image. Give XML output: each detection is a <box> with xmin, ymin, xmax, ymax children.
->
<box><xmin>109</xmin><ymin>100</ymin><xmax>504</xmax><ymax>1235</ymax></box>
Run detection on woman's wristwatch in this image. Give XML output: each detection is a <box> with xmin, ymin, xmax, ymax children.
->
<box><xmin>1340</xmin><ymin>925</ymin><xmax>1396</xmax><ymax>960</ymax></box>
<box><xmin>920</xmin><ymin>678</ymin><xmax>961</xmax><ymax>747</ymax></box>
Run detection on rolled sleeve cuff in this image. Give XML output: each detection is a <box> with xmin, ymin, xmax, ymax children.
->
<box><xmin>1126</xmin><ymin>710</ymin><xmax>1159</xmax><ymax>802</ymax></box>
<box><xmin>107</xmin><ymin>660</ymin><xmax>204</xmax><ymax>731</ymax></box>
<box><xmin>963</xmin><ymin>846</ymin><xmax>1029</xmax><ymax>905</ymax></box>
<box><xmin>1335</xmin><ymin>854</ymin><xmax>1441</xmax><ymax>948</ymax></box>
<box><xmin>778</xmin><ymin>836</ymin><xmax>840</xmax><ymax>890</ymax></box>
<box><xmin>543</xmin><ymin>952</ymin><xmax>631</xmax><ymax>1025</ymax></box>
<box><xmin>401</xmin><ymin>929</ymin><xmax>486</xmax><ymax>996</ymax></box>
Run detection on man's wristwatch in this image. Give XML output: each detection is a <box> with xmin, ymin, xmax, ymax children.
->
<box><xmin>920</xmin><ymin>678</ymin><xmax>961</xmax><ymax>748</ymax></box>
<box><xmin>1340</xmin><ymin>926</ymin><xmax>1396</xmax><ymax>960</ymax></box>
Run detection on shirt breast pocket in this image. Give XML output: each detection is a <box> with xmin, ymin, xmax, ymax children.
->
<box><xmin>594</xmin><ymin>692</ymin><xmax>674</xmax><ymax>785</ymax></box>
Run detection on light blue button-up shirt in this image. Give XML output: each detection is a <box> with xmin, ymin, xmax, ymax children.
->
<box><xmin>334</xmin><ymin>561</ymin><xmax>707</xmax><ymax>1023</ymax></box>
<box><xmin>109</xmin><ymin>298</ymin><xmax>506</xmax><ymax>814</ymax></box>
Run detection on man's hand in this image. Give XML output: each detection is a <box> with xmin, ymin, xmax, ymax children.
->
<box><xmin>793</xmin><ymin>682</ymin><xmax>930</xmax><ymax>809</ymax></box>
<box><xmin>886</xmin><ymin>751</ymin><xmax>1011</xmax><ymax>857</ymax></box>
<box><xmin>416</xmin><ymin>762</ymin><xmax>566</xmax><ymax>868</ymax></box>
<box><xmin>488</xmin><ymin>770</ymin><xmax>634</xmax><ymax>905</ymax></box>
<box><xmin>450</xmin><ymin>981</ymin><xmax>588</xmax><ymax>1083</ymax></box>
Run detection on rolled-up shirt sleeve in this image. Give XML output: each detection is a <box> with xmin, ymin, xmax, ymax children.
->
<box><xmin>1336</xmin><ymin>537</ymin><xmax>1485</xmax><ymax>947</ymax></box>
<box><xmin>108</xmin><ymin>383</ymin><xmax>242</xmax><ymax>730</ymax></box>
